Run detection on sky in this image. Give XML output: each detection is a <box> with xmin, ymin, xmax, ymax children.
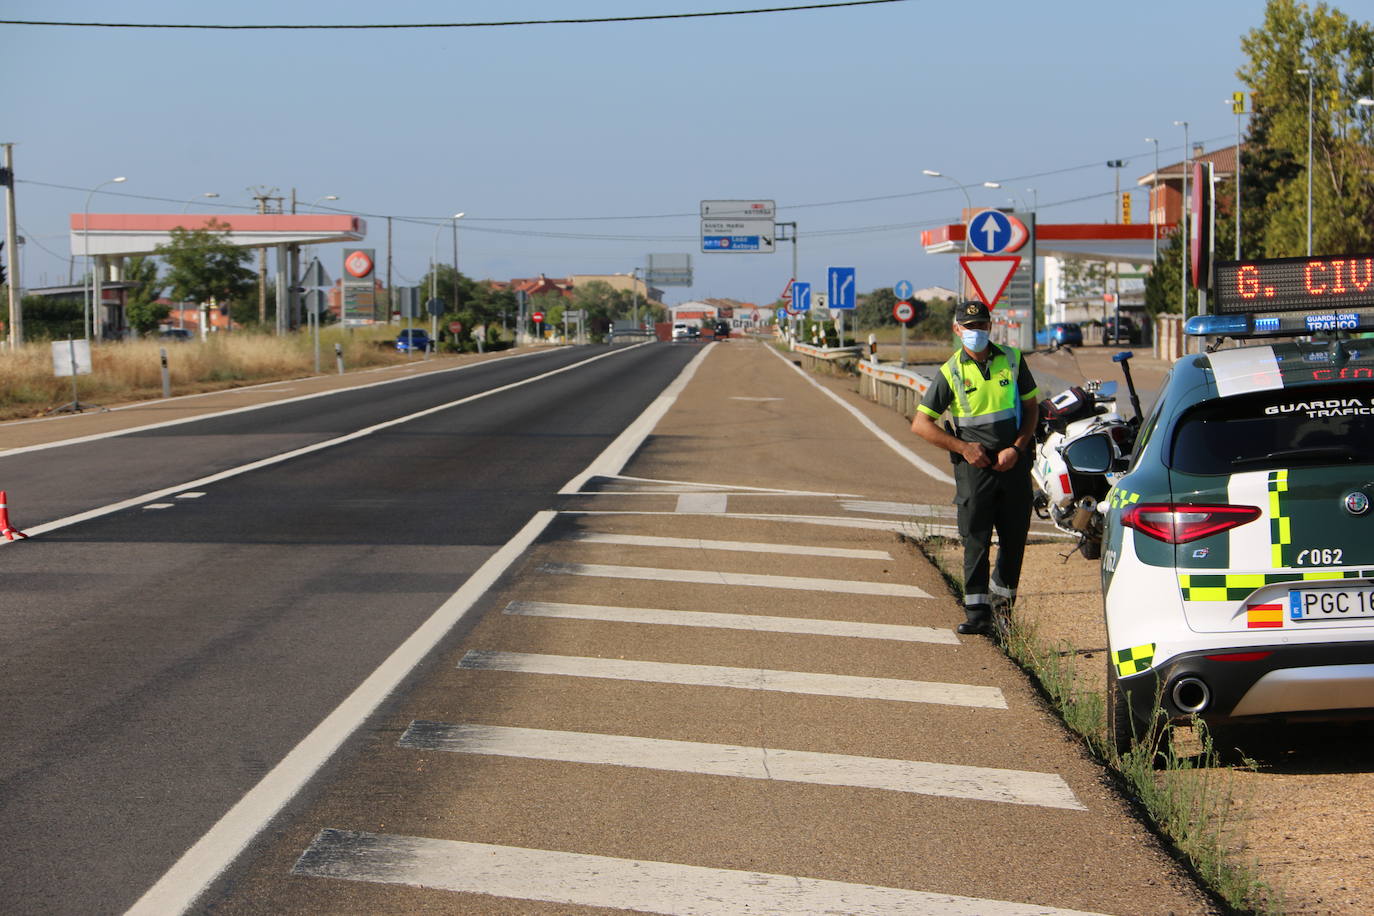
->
<box><xmin>1</xmin><ymin>0</ymin><xmax>1289</xmax><ymax>307</ymax></box>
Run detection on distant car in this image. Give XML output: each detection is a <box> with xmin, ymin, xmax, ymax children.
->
<box><xmin>158</xmin><ymin>328</ymin><xmax>194</xmax><ymax>342</ymax></box>
<box><xmin>395</xmin><ymin>328</ymin><xmax>433</xmax><ymax>352</ymax></box>
<box><xmin>713</xmin><ymin>321</ymin><xmax>731</xmax><ymax>340</ymax></box>
<box><xmin>1047</xmin><ymin>322</ymin><xmax>1082</xmax><ymax>348</ymax></box>
<box><xmin>672</xmin><ymin>323</ymin><xmax>691</xmax><ymax>340</ymax></box>
<box><xmin>687</xmin><ymin>325</ymin><xmax>701</xmax><ymax>339</ymax></box>
<box><xmin>1104</xmin><ymin>315</ymin><xmax>1140</xmax><ymax>344</ymax></box>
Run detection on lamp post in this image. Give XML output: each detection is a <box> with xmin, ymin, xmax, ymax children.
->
<box><xmin>182</xmin><ymin>191</ymin><xmax>218</xmax><ymax>215</ymax></box>
<box><xmin>1226</xmin><ymin>97</ymin><xmax>1245</xmax><ymax>259</ymax></box>
<box><xmin>1144</xmin><ymin>137</ymin><xmax>1160</xmax><ymax>263</ymax></box>
<box><xmin>450</xmin><ymin>212</ymin><xmax>464</xmax><ymax>317</ymax></box>
<box><xmin>1173</xmin><ymin>121</ymin><xmax>1190</xmax><ymax>316</ymax></box>
<box><xmin>924</xmin><ymin>171</ymin><xmax>1000</xmax><ymax>298</ymax></box>
<box><xmin>1297</xmin><ymin>68</ymin><xmax>1315</xmax><ymax>254</ymax></box>
<box><xmin>83</xmin><ymin>176</ymin><xmax>126</xmax><ymax>340</ymax></box>
<box><xmin>310</xmin><ymin>194</ymin><xmax>339</xmax><ymax>211</ymax></box>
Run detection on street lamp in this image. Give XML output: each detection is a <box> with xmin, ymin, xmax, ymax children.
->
<box><xmin>450</xmin><ymin>212</ymin><xmax>464</xmax><ymax>315</ymax></box>
<box><xmin>1297</xmin><ymin>68</ymin><xmax>1314</xmax><ymax>255</ymax></box>
<box><xmin>310</xmin><ymin>194</ymin><xmax>339</xmax><ymax>211</ymax></box>
<box><xmin>84</xmin><ymin>176</ymin><xmax>126</xmax><ymax>340</ymax></box>
<box><xmin>1173</xmin><ymin>121</ymin><xmax>1190</xmax><ymax>316</ymax></box>
<box><xmin>925</xmin><ymin>171</ymin><xmax>1000</xmax><ymax>299</ymax></box>
<box><xmin>1144</xmin><ymin>137</ymin><xmax>1160</xmax><ymax>263</ymax></box>
<box><xmin>182</xmin><ymin>191</ymin><xmax>218</xmax><ymax>214</ymax></box>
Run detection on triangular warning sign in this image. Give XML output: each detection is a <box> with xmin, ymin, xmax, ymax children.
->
<box><xmin>959</xmin><ymin>256</ymin><xmax>1021</xmax><ymax>307</ymax></box>
<box><xmin>779</xmin><ymin>277</ymin><xmax>794</xmax><ymax>303</ymax></box>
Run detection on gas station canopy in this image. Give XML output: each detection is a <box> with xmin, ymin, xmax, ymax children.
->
<box><xmin>922</xmin><ymin>222</ymin><xmax>1166</xmax><ymax>265</ymax></box>
<box><xmin>69</xmin><ymin>213</ymin><xmax>366</xmax><ymax>258</ymax></box>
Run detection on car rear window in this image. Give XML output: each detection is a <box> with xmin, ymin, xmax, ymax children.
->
<box><xmin>1168</xmin><ymin>380</ymin><xmax>1374</xmax><ymax>474</ymax></box>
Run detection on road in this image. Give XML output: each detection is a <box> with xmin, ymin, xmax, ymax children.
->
<box><xmin>0</xmin><ymin>339</ymin><xmax>1212</xmax><ymax>915</ymax></box>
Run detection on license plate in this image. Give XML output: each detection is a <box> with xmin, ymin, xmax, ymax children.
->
<box><xmin>1288</xmin><ymin>588</ymin><xmax>1374</xmax><ymax>621</ymax></box>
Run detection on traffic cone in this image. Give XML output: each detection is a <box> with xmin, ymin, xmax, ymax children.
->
<box><xmin>0</xmin><ymin>491</ymin><xmax>28</xmax><ymax>540</ymax></box>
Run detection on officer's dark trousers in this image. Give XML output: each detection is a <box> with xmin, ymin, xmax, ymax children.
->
<box><xmin>954</xmin><ymin>455</ymin><xmax>1033</xmax><ymax>608</ymax></box>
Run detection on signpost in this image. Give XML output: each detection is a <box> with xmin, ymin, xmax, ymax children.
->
<box><xmin>893</xmin><ymin>300</ymin><xmax>915</xmax><ymax>366</ymax></box>
<box><xmin>791</xmin><ymin>281</ymin><xmax>811</xmax><ymax>314</ymax></box>
<box><xmin>828</xmin><ymin>266</ymin><xmax>856</xmax><ymax>346</ymax></box>
<box><xmin>893</xmin><ymin>279</ymin><xmax>914</xmax><ymax>301</ymax></box>
<box><xmin>959</xmin><ymin>256</ymin><xmax>1022</xmax><ymax>308</ymax></box>
<box><xmin>701</xmin><ymin>200</ymin><xmax>775</xmax><ymax>253</ymax></box>
<box><xmin>966</xmin><ymin>210</ymin><xmax>1029</xmax><ymax>255</ymax></box>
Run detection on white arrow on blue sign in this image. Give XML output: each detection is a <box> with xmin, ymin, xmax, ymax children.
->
<box><xmin>827</xmin><ymin>267</ymin><xmax>856</xmax><ymax>310</ymax></box>
<box><xmin>893</xmin><ymin>279</ymin><xmax>913</xmax><ymax>300</ymax></box>
<box><xmin>968</xmin><ymin>209</ymin><xmax>1014</xmax><ymax>255</ymax></box>
<box><xmin>792</xmin><ymin>281</ymin><xmax>812</xmax><ymax>312</ymax></box>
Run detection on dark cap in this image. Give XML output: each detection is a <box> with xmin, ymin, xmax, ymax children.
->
<box><xmin>956</xmin><ymin>300</ymin><xmax>991</xmax><ymax>324</ymax></box>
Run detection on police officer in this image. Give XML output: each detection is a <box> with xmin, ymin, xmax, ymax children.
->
<box><xmin>911</xmin><ymin>300</ymin><xmax>1040</xmax><ymax>635</ymax></box>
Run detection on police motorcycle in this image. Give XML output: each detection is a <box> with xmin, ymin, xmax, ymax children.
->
<box><xmin>1030</xmin><ymin>351</ymin><xmax>1143</xmax><ymax>559</ymax></box>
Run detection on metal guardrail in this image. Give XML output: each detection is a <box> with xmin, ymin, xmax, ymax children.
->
<box><xmin>856</xmin><ymin>358</ymin><xmax>933</xmax><ymax>419</ymax></box>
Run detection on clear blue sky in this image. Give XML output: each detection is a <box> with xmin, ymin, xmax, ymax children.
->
<box><xmin>3</xmin><ymin>0</ymin><xmax>1280</xmax><ymax>306</ymax></box>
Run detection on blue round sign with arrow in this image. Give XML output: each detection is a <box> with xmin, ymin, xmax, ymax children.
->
<box><xmin>893</xmin><ymin>279</ymin><xmax>913</xmax><ymax>300</ymax></box>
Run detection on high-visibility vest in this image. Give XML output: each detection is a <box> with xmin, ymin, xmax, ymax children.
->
<box><xmin>938</xmin><ymin>345</ymin><xmax>1024</xmax><ymax>434</ymax></box>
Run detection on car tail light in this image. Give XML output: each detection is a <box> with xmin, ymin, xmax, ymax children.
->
<box><xmin>1121</xmin><ymin>503</ymin><xmax>1262</xmax><ymax>544</ymax></box>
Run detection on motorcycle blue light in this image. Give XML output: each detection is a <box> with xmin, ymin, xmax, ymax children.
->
<box><xmin>1184</xmin><ymin>314</ymin><xmax>1251</xmax><ymax>337</ymax></box>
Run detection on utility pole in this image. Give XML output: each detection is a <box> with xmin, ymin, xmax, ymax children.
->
<box><xmin>386</xmin><ymin>216</ymin><xmax>393</xmax><ymax>325</ymax></box>
<box><xmin>2</xmin><ymin>143</ymin><xmax>20</xmax><ymax>348</ymax></box>
<box><xmin>249</xmin><ymin>186</ymin><xmax>283</xmax><ymax>325</ymax></box>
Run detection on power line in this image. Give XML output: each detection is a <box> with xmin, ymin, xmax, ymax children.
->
<box><xmin>0</xmin><ymin>1</ymin><xmax>906</xmax><ymax>30</ymax></box>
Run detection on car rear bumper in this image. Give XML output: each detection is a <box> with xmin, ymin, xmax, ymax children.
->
<box><xmin>1120</xmin><ymin>640</ymin><xmax>1374</xmax><ymax>722</ymax></box>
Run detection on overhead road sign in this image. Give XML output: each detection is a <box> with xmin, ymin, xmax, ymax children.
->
<box><xmin>701</xmin><ymin>219</ymin><xmax>774</xmax><ymax>253</ymax></box>
<box><xmin>791</xmin><ymin>281</ymin><xmax>812</xmax><ymax>313</ymax></box>
<box><xmin>828</xmin><ymin>266</ymin><xmax>856</xmax><ymax>310</ymax></box>
<box><xmin>959</xmin><ymin>256</ymin><xmax>1022</xmax><ymax>307</ymax></box>
<box><xmin>967</xmin><ymin>209</ymin><xmax>1029</xmax><ymax>255</ymax></box>
<box><xmin>701</xmin><ymin>200</ymin><xmax>775</xmax><ymax>220</ymax></box>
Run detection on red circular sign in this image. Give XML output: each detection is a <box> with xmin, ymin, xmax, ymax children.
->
<box><xmin>344</xmin><ymin>250</ymin><xmax>373</xmax><ymax>278</ymax></box>
<box><xmin>449</xmin><ymin>321</ymin><xmax>463</xmax><ymax>333</ymax></box>
<box><xmin>893</xmin><ymin>300</ymin><xmax>915</xmax><ymax>323</ymax></box>
<box><xmin>532</xmin><ymin>311</ymin><xmax>544</xmax><ymax>323</ymax></box>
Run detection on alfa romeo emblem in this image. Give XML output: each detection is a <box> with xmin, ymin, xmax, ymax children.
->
<box><xmin>1344</xmin><ymin>491</ymin><xmax>1371</xmax><ymax>516</ymax></box>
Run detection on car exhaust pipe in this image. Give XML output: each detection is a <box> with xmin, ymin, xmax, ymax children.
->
<box><xmin>1071</xmin><ymin>496</ymin><xmax>1098</xmax><ymax>533</ymax></box>
<box><xmin>1171</xmin><ymin>676</ymin><xmax>1211</xmax><ymax>714</ymax></box>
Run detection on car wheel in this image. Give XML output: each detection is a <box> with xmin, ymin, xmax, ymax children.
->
<box><xmin>1080</xmin><ymin>536</ymin><xmax>1102</xmax><ymax>560</ymax></box>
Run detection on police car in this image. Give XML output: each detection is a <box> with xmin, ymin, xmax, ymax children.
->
<box><xmin>1062</xmin><ymin>254</ymin><xmax>1374</xmax><ymax>753</ymax></box>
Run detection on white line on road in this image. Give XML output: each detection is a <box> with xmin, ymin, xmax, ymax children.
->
<box><xmin>570</xmin><ymin>532</ymin><xmax>892</xmax><ymax>559</ymax></box>
<box><xmin>504</xmin><ymin>600</ymin><xmax>958</xmax><ymax>644</ymax></box>
<box><xmin>458</xmin><ymin>650</ymin><xmax>1005</xmax><ymax>708</ymax></box>
<box><xmin>675</xmin><ymin>492</ymin><xmax>727</xmax><ymax>513</ymax></box>
<box><xmin>293</xmin><ymin>829</ymin><xmax>1108</xmax><ymax>915</ymax></box>
<box><xmin>400</xmin><ymin>722</ymin><xmax>1083</xmax><ymax>809</ymax></box>
<box><xmin>539</xmin><ymin>561</ymin><xmax>933</xmax><ymax>598</ymax></box>
<box><xmin>840</xmin><ymin>499</ymin><xmax>958</xmax><ymax>518</ymax></box>
<box><xmin>767</xmin><ymin>345</ymin><xmax>955</xmax><ymax>486</ymax></box>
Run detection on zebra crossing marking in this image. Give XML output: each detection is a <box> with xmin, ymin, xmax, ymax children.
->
<box><xmin>570</xmin><ymin>531</ymin><xmax>892</xmax><ymax>560</ymax></box>
<box><xmin>539</xmin><ymin>561</ymin><xmax>933</xmax><ymax>598</ymax></box>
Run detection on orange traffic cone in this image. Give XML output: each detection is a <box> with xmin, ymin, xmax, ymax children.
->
<box><xmin>0</xmin><ymin>491</ymin><xmax>28</xmax><ymax>540</ymax></box>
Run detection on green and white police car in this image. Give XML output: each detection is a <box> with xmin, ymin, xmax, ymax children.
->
<box><xmin>1063</xmin><ymin>254</ymin><xmax>1374</xmax><ymax>752</ymax></box>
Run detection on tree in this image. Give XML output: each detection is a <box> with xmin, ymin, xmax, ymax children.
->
<box><xmin>122</xmin><ymin>255</ymin><xmax>168</xmax><ymax>334</ymax></box>
<box><xmin>1237</xmin><ymin>0</ymin><xmax>1374</xmax><ymax>257</ymax></box>
<box><xmin>156</xmin><ymin>220</ymin><xmax>255</xmax><ymax>324</ymax></box>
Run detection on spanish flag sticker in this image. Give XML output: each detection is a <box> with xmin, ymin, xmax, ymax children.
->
<box><xmin>1246</xmin><ymin>602</ymin><xmax>1284</xmax><ymax>629</ymax></box>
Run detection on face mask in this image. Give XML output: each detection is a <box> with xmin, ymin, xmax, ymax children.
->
<box><xmin>961</xmin><ymin>328</ymin><xmax>989</xmax><ymax>351</ymax></box>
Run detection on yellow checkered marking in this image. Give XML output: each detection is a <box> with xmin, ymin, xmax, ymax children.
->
<box><xmin>1180</xmin><ymin>570</ymin><xmax>1371</xmax><ymax>601</ymax></box>
<box><xmin>1114</xmin><ymin>643</ymin><xmax>1156</xmax><ymax>676</ymax></box>
<box><xmin>1268</xmin><ymin>469</ymin><xmax>1290</xmax><ymax>568</ymax></box>
<box><xmin>1107</xmin><ymin>488</ymin><xmax>1141</xmax><ymax>510</ymax></box>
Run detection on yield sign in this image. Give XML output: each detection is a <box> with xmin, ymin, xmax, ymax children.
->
<box><xmin>959</xmin><ymin>255</ymin><xmax>1021</xmax><ymax>307</ymax></box>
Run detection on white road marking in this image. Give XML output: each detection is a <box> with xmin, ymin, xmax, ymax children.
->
<box><xmin>572</xmin><ymin>531</ymin><xmax>892</xmax><ymax>559</ymax></box>
<box><xmin>767</xmin><ymin>345</ymin><xmax>955</xmax><ymax>485</ymax></box>
<box><xmin>675</xmin><ymin>492</ymin><xmax>727</xmax><ymax>513</ymax></box>
<box><xmin>293</xmin><ymin>829</ymin><xmax>1108</xmax><ymax>915</ymax></box>
<box><xmin>841</xmin><ymin>499</ymin><xmax>958</xmax><ymax>518</ymax></box>
<box><xmin>504</xmin><ymin>600</ymin><xmax>958</xmax><ymax>644</ymax></box>
<box><xmin>592</xmin><ymin>474</ymin><xmax>861</xmax><ymax>497</ymax></box>
<box><xmin>399</xmin><ymin>722</ymin><xmax>1083</xmax><ymax>809</ymax></box>
<box><xmin>560</xmin><ymin>345</ymin><xmax>713</xmax><ymax>494</ymax></box>
<box><xmin>458</xmin><ymin>650</ymin><xmax>1005</xmax><ymax>708</ymax></box>
<box><xmin>3</xmin><ymin>348</ymin><xmax>636</xmax><ymax>545</ymax></box>
<box><xmin>175</xmin><ymin>492</ymin><xmax>206</xmax><ymax>499</ymax></box>
<box><xmin>539</xmin><ymin>561</ymin><xmax>933</xmax><ymax>598</ymax></box>
<box><xmin>142</xmin><ymin>503</ymin><xmax>175</xmax><ymax>510</ymax></box>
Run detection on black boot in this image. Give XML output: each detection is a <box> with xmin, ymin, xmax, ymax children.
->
<box><xmin>956</xmin><ymin>604</ymin><xmax>992</xmax><ymax>635</ymax></box>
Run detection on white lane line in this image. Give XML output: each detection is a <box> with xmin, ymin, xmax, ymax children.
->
<box><xmin>3</xmin><ymin>347</ymin><xmax>636</xmax><ymax>546</ymax></box>
<box><xmin>504</xmin><ymin>600</ymin><xmax>958</xmax><ymax>645</ymax></box>
<box><xmin>539</xmin><ymin>561</ymin><xmax>933</xmax><ymax>598</ymax></box>
<box><xmin>560</xmin><ymin>344</ymin><xmax>713</xmax><ymax>494</ymax></box>
<box><xmin>675</xmin><ymin>492</ymin><xmax>727</xmax><ymax>513</ymax></box>
<box><xmin>572</xmin><ymin>532</ymin><xmax>891</xmax><ymax>560</ymax></box>
<box><xmin>175</xmin><ymin>492</ymin><xmax>206</xmax><ymax>499</ymax></box>
<box><xmin>142</xmin><ymin>503</ymin><xmax>175</xmax><ymax>510</ymax></box>
<box><xmin>122</xmin><ymin>511</ymin><xmax>559</xmax><ymax>916</ymax></box>
<box><xmin>293</xmin><ymin>829</ymin><xmax>1109</xmax><ymax>915</ymax></box>
<box><xmin>592</xmin><ymin>474</ymin><xmax>862</xmax><ymax>497</ymax></box>
<box><xmin>458</xmin><ymin>650</ymin><xmax>1005</xmax><ymax>709</ymax></box>
<box><xmin>766</xmin><ymin>345</ymin><xmax>955</xmax><ymax>486</ymax></box>
<box><xmin>399</xmin><ymin>722</ymin><xmax>1083</xmax><ymax>809</ymax></box>
<box><xmin>840</xmin><ymin>499</ymin><xmax>958</xmax><ymax>518</ymax></box>
<box><xmin>0</xmin><ymin>346</ymin><xmax>557</xmax><ymax>456</ymax></box>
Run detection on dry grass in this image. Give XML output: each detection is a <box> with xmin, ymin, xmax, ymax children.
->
<box><xmin>0</xmin><ymin>326</ymin><xmax>423</xmax><ymax>419</ymax></box>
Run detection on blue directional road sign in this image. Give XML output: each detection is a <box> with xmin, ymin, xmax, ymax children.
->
<box><xmin>968</xmin><ymin>209</ymin><xmax>1014</xmax><ymax>255</ymax></box>
<box><xmin>792</xmin><ymin>281</ymin><xmax>812</xmax><ymax>313</ymax></box>
<box><xmin>893</xmin><ymin>279</ymin><xmax>914</xmax><ymax>301</ymax></box>
<box><xmin>828</xmin><ymin>267</ymin><xmax>856</xmax><ymax>310</ymax></box>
